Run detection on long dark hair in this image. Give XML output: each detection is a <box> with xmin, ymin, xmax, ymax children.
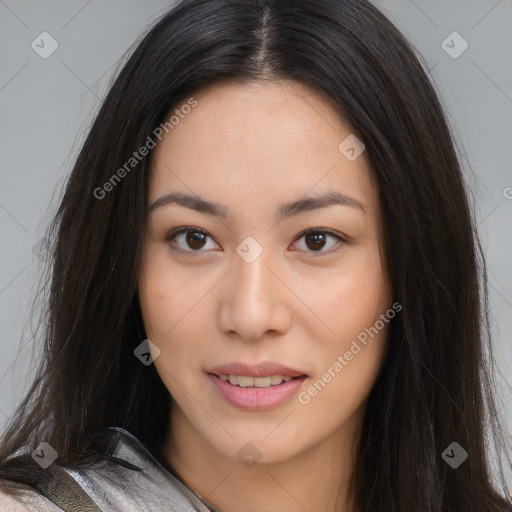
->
<box><xmin>1</xmin><ymin>0</ymin><xmax>510</xmax><ymax>510</ymax></box>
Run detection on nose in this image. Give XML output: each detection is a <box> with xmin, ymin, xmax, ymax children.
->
<box><xmin>217</xmin><ymin>248</ymin><xmax>291</xmax><ymax>342</ymax></box>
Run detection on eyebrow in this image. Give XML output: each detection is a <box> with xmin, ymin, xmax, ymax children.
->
<box><xmin>147</xmin><ymin>190</ymin><xmax>366</xmax><ymax>221</ymax></box>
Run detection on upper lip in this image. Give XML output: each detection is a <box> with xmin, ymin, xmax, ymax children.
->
<box><xmin>207</xmin><ymin>361</ymin><xmax>308</xmax><ymax>378</ymax></box>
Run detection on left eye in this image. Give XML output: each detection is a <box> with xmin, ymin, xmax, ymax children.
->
<box><xmin>292</xmin><ymin>228</ymin><xmax>345</xmax><ymax>253</ymax></box>
<box><xmin>166</xmin><ymin>227</ymin><xmax>345</xmax><ymax>255</ymax></box>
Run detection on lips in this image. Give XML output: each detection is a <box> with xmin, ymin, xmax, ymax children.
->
<box><xmin>207</xmin><ymin>373</ymin><xmax>308</xmax><ymax>411</ymax></box>
<box><xmin>207</xmin><ymin>361</ymin><xmax>308</xmax><ymax>378</ymax></box>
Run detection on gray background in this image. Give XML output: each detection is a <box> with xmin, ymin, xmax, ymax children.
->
<box><xmin>1</xmin><ymin>0</ymin><xmax>511</xmax><ymax>484</ymax></box>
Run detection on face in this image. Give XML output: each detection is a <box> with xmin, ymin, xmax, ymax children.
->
<box><xmin>138</xmin><ymin>79</ymin><xmax>393</xmax><ymax>465</ymax></box>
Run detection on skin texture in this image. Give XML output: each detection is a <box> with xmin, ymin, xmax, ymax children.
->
<box><xmin>138</xmin><ymin>79</ymin><xmax>393</xmax><ymax>512</ymax></box>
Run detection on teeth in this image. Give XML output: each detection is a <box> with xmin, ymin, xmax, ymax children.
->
<box><xmin>219</xmin><ymin>374</ymin><xmax>294</xmax><ymax>387</ymax></box>
<box><xmin>239</xmin><ymin>375</ymin><xmax>258</xmax><ymax>387</ymax></box>
<box><xmin>271</xmin><ymin>375</ymin><xmax>285</xmax><ymax>385</ymax></box>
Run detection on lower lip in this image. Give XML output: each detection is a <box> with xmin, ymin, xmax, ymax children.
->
<box><xmin>207</xmin><ymin>374</ymin><xmax>307</xmax><ymax>411</ymax></box>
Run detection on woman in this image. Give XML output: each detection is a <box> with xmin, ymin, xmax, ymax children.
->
<box><xmin>1</xmin><ymin>0</ymin><xmax>510</xmax><ymax>510</ymax></box>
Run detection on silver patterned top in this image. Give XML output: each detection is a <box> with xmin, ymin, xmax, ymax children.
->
<box><xmin>1</xmin><ymin>427</ymin><xmax>221</xmax><ymax>512</ymax></box>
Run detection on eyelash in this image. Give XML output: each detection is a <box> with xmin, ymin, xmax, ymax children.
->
<box><xmin>165</xmin><ymin>226</ymin><xmax>347</xmax><ymax>256</ymax></box>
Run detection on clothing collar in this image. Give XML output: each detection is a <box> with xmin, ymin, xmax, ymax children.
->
<box><xmin>104</xmin><ymin>426</ymin><xmax>222</xmax><ymax>512</ymax></box>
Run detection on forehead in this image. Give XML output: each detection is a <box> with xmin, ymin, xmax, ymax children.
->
<box><xmin>154</xmin><ymin>79</ymin><xmax>349</xmax><ymax>160</ymax></box>
<box><xmin>148</xmin><ymin>79</ymin><xmax>377</xmax><ymax>220</ymax></box>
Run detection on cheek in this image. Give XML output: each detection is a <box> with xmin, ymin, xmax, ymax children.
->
<box><xmin>138</xmin><ymin>279</ymin><xmax>171</xmax><ymax>340</ymax></box>
<box><xmin>299</xmin><ymin>242</ymin><xmax>390</xmax><ymax>395</ymax></box>
<box><xmin>138</xmin><ymin>277</ymin><xmax>194</xmax><ymax>398</ymax></box>
<box><xmin>140</xmin><ymin>283</ymin><xmax>191</xmax><ymax>355</ymax></box>
<box><xmin>138</xmin><ymin>252</ymin><xmax>209</xmax><ymax>380</ymax></box>
<box><xmin>138</xmin><ymin>248</ymin><xmax>189</xmax><ymax>338</ymax></box>
<box><xmin>297</xmin><ymin>291</ymin><xmax>390</xmax><ymax>432</ymax></box>
<box><xmin>301</xmin><ymin>242</ymin><xmax>390</xmax><ymax>342</ymax></box>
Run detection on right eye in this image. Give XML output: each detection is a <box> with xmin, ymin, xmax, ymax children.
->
<box><xmin>165</xmin><ymin>227</ymin><xmax>220</xmax><ymax>255</ymax></box>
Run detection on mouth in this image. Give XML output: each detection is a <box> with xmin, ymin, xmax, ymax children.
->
<box><xmin>206</xmin><ymin>372</ymin><xmax>308</xmax><ymax>411</ymax></box>
<box><xmin>208</xmin><ymin>373</ymin><xmax>306</xmax><ymax>388</ymax></box>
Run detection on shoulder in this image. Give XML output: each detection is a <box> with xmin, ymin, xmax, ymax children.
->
<box><xmin>1</xmin><ymin>428</ymin><xmax>211</xmax><ymax>512</ymax></box>
<box><xmin>0</xmin><ymin>489</ymin><xmax>62</xmax><ymax>511</ymax></box>
<box><xmin>1</xmin><ymin>460</ymin><xmax>206</xmax><ymax>512</ymax></box>
<box><xmin>59</xmin><ymin>433</ymin><xmax>210</xmax><ymax>511</ymax></box>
